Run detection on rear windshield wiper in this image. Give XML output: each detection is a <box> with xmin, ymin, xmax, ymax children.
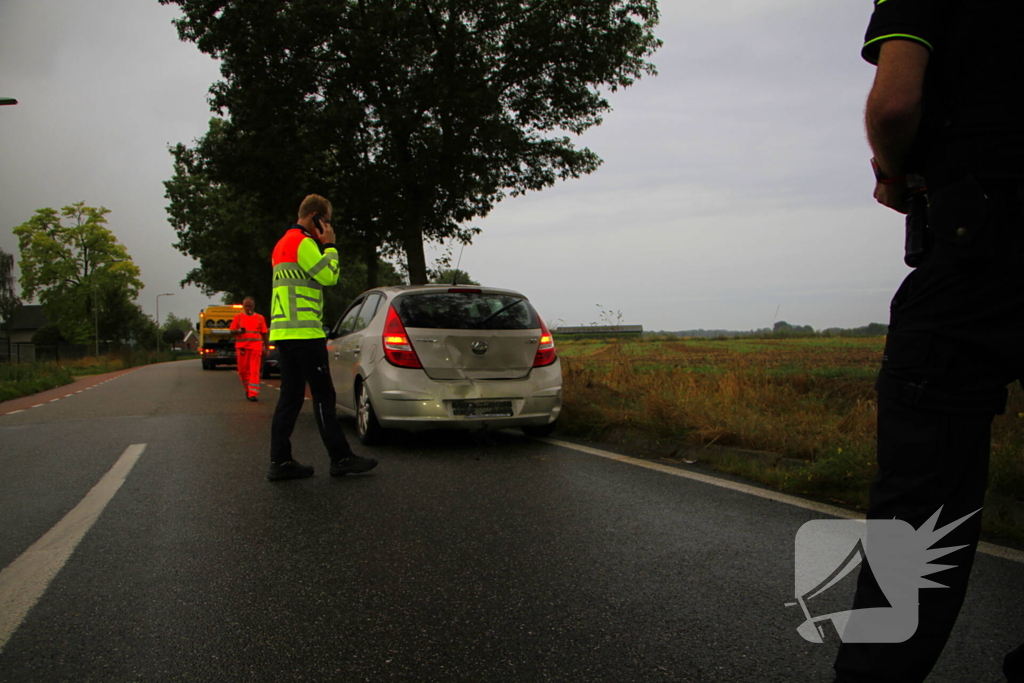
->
<box><xmin>476</xmin><ymin>299</ymin><xmax>525</xmax><ymax>328</ymax></box>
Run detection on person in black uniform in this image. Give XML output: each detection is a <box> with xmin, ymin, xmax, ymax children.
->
<box><xmin>835</xmin><ymin>2</ymin><xmax>1024</xmax><ymax>682</ymax></box>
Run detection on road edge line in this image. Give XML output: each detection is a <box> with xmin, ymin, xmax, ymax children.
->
<box><xmin>541</xmin><ymin>437</ymin><xmax>1024</xmax><ymax>564</ymax></box>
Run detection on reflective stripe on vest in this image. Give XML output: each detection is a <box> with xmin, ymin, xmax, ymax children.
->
<box><xmin>232</xmin><ymin>313</ymin><xmax>266</xmax><ymax>343</ymax></box>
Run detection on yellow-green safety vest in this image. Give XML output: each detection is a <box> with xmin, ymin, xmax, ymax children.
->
<box><xmin>269</xmin><ymin>226</ymin><xmax>340</xmax><ymax>341</ymax></box>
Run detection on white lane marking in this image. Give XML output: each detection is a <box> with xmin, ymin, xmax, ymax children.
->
<box><xmin>0</xmin><ymin>443</ymin><xmax>146</xmax><ymax>652</ymax></box>
<box><xmin>541</xmin><ymin>438</ymin><xmax>1024</xmax><ymax>565</ymax></box>
<box><xmin>48</xmin><ymin>399</ymin><xmax>59</xmax><ymax>403</ymax></box>
<box><xmin>30</xmin><ymin>404</ymin><xmax>43</xmax><ymax>408</ymax></box>
<box><xmin>5</xmin><ymin>410</ymin><xmax>23</xmax><ymax>415</ymax></box>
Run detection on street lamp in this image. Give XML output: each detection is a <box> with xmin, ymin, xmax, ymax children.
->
<box><xmin>156</xmin><ymin>293</ymin><xmax>174</xmax><ymax>352</ymax></box>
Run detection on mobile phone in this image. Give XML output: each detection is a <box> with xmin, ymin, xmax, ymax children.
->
<box><xmin>312</xmin><ymin>214</ymin><xmax>323</xmax><ymax>235</ymax></box>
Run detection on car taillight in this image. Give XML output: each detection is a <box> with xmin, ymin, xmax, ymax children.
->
<box><xmin>382</xmin><ymin>306</ymin><xmax>423</xmax><ymax>369</ymax></box>
<box><xmin>533</xmin><ymin>317</ymin><xmax>557</xmax><ymax>367</ymax></box>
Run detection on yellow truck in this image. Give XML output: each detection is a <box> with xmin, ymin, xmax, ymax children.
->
<box><xmin>198</xmin><ymin>304</ymin><xmax>243</xmax><ymax>370</ymax></box>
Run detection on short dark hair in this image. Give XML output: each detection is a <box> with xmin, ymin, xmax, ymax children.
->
<box><xmin>298</xmin><ymin>194</ymin><xmax>332</xmax><ymax>219</ymax></box>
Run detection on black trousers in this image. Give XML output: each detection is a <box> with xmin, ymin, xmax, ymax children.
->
<box><xmin>270</xmin><ymin>338</ymin><xmax>353</xmax><ymax>464</ymax></box>
<box><xmin>835</xmin><ymin>179</ymin><xmax>1024</xmax><ymax>682</ymax></box>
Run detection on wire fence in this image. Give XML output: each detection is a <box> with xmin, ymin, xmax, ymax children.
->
<box><xmin>0</xmin><ymin>339</ymin><xmax>115</xmax><ymax>364</ymax></box>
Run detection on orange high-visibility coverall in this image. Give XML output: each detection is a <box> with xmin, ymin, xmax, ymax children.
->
<box><xmin>230</xmin><ymin>312</ymin><xmax>268</xmax><ymax>399</ymax></box>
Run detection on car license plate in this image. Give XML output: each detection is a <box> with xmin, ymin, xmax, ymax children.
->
<box><xmin>452</xmin><ymin>400</ymin><xmax>513</xmax><ymax>417</ymax></box>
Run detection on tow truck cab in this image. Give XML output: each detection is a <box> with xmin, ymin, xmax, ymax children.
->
<box><xmin>199</xmin><ymin>305</ymin><xmax>242</xmax><ymax>370</ymax></box>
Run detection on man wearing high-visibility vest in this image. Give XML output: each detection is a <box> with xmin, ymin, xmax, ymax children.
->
<box><xmin>267</xmin><ymin>194</ymin><xmax>378</xmax><ymax>481</ymax></box>
<box><xmin>230</xmin><ymin>296</ymin><xmax>268</xmax><ymax>402</ymax></box>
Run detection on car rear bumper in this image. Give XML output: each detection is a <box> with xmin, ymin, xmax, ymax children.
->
<box><xmin>368</xmin><ymin>363</ymin><xmax>562</xmax><ymax>432</ymax></box>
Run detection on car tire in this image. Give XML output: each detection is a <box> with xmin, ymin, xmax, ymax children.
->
<box><xmin>522</xmin><ymin>422</ymin><xmax>557</xmax><ymax>438</ymax></box>
<box><xmin>261</xmin><ymin>363</ymin><xmax>271</xmax><ymax>379</ymax></box>
<box><xmin>355</xmin><ymin>381</ymin><xmax>384</xmax><ymax>446</ymax></box>
<box><xmin>202</xmin><ymin>360</ymin><xmax>211</xmax><ymax>370</ymax></box>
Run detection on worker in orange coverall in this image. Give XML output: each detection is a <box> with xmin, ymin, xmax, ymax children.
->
<box><xmin>230</xmin><ymin>296</ymin><xmax>269</xmax><ymax>401</ymax></box>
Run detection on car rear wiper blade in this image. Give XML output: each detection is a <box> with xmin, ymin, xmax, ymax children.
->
<box><xmin>476</xmin><ymin>299</ymin><xmax>525</xmax><ymax>328</ymax></box>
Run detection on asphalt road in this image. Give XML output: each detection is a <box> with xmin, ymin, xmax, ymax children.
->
<box><xmin>0</xmin><ymin>360</ymin><xmax>1021</xmax><ymax>682</ymax></box>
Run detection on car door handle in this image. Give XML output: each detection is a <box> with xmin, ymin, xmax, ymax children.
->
<box><xmin>352</xmin><ymin>347</ymin><xmax>361</xmax><ymax>354</ymax></box>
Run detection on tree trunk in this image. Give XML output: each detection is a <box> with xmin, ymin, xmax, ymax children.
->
<box><xmin>404</xmin><ymin>227</ymin><xmax>428</xmax><ymax>285</ymax></box>
<box><xmin>365</xmin><ymin>241</ymin><xmax>380</xmax><ymax>290</ymax></box>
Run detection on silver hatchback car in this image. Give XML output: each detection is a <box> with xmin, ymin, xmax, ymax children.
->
<box><xmin>327</xmin><ymin>284</ymin><xmax>562</xmax><ymax>444</ymax></box>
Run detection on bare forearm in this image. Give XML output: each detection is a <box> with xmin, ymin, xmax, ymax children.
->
<box><xmin>866</xmin><ymin>100</ymin><xmax>921</xmax><ymax>178</ymax></box>
<box><xmin>864</xmin><ymin>39</ymin><xmax>929</xmax><ymax>211</ymax></box>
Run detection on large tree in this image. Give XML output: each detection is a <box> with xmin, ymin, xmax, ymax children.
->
<box><xmin>165</xmin><ymin>116</ymin><xmax>403</xmax><ymax>321</ymax></box>
<box><xmin>13</xmin><ymin>203</ymin><xmax>146</xmax><ymax>344</ymax></box>
<box><xmin>0</xmin><ymin>247</ymin><xmax>19</xmax><ymax>331</ymax></box>
<box><xmin>162</xmin><ymin>0</ymin><xmax>661</xmax><ymax>284</ymax></box>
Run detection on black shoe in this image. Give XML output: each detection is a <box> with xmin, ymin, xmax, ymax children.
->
<box><xmin>267</xmin><ymin>460</ymin><xmax>314</xmax><ymax>481</ymax></box>
<box><xmin>330</xmin><ymin>455</ymin><xmax>378</xmax><ymax>477</ymax></box>
<box><xmin>247</xmin><ymin>395</ymin><xmax>258</xmax><ymax>402</ymax></box>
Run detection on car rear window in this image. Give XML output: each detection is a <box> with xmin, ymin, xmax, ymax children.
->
<box><xmin>395</xmin><ymin>292</ymin><xmax>540</xmax><ymax>330</ymax></box>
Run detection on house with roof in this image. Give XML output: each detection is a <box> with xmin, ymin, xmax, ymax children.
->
<box><xmin>3</xmin><ymin>304</ymin><xmax>50</xmax><ymax>344</ymax></box>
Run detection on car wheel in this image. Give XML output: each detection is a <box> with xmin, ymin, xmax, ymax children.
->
<box><xmin>355</xmin><ymin>381</ymin><xmax>384</xmax><ymax>446</ymax></box>
<box><xmin>261</xmin><ymin>363</ymin><xmax>271</xmax><ymax>379</ymax></box>
<box><xmin>522</xmin><ymin>422</ymin><xmax>557</xmax><ymax>438</ymax></box>
<box><xmin>202</xmin><ymin>360</ymin><xmax>211</xmax><ymax>370</ymax></box>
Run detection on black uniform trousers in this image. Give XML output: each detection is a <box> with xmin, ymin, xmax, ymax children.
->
<box><xmin>835</xmin><ymin>179</ymin><xmax>1024</xmax><ymax>683</ymax></box>
<box><xmin>270</xmin><ymin>338</ymin><xmax>354</xmax><ymax>464</ymax></box>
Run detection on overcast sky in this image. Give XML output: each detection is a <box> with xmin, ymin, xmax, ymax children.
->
<box><xmin>0</xmin><ymin>1</ymin><xmax>896</xmax><ymax>332</ymax></box>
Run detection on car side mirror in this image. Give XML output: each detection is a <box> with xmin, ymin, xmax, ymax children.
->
<box><xmin>327</xmin><ymin>330</ymin><xmax>341</xmax><ymax>340</ymax></box>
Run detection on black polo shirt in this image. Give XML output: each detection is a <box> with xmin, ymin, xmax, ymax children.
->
<box><xmin>862</xmin><ymin>0</ymin><xmax>1024</xmax><ymax>182</ymax></box>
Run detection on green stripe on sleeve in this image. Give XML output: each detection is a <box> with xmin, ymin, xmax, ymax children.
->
<box><xmin>863</xmin><ymin>33</ymin><xmax>934</xmax><ymax>53</ymax></box>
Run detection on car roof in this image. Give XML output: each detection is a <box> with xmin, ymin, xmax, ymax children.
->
<box><xmin>365</xmin><ymin>284</ymin><xmax>530</xmax><ymax>299</ymax></box>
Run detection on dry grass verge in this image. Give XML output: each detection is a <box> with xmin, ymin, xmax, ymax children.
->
<box><xmin>556</xmin><ymin>336</ymin><xmax>1024</xmax><ymax>543</ymax></box>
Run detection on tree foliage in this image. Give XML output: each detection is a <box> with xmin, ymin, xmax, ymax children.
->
<box><xmin>431</xmin><ymin>269</ymin><xmax>479</xmax><ymax>285</ymax></box>
<box><xmin>162</xmin><ymin>327</ymin><xmax>187</xmax><ymax>345</ymax></box>
<box><xmin>0</xmin><ymin>247</ymin><xmax>19</xmax><ymax>330</ymax></box>
<box><xmin>162</xmin><ymin>311</ymin><xmax>194</xmax><ymax>342</ymax></box>
<box><xmin>162</xmin><ymin>0</ymin><xmax>661</xmax><ymax>285</ymax></box>
<box><xmin>166</xmin><ymin>117</ymin><xmax>404</xmax><ymax>319</ymax></box>
<box><xmin>772</xmin><ymin>320</ymin><xmax>816</xmax><ymax>338</ymax></box>
<box><xmin>163</xmin><ymin>312</ymin><xmax>194</xmax><ymax>335</ymax></box>
<box><xmin>160</xmin><ymin>313</ymin><xmax>192</xmax><ymax>347</ymax></box>
<box><xmin>31</xmin><ymin>323</ymin><xmax>65</xmax><ymax>345</ymax></box>
<box><xmin>13</xmin><ymin>203</ymin><xmax>146</xmax><ymax>344</ymax></box>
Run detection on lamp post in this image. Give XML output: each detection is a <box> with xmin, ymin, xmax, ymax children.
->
<box><xmin>94</xmin><ymin>259</ymin><xmax>125</xmax><ymax>357</ymax></box>
<box><xmin>156</xmin><ymin>293</ymin><xmax>174</xmax><ymax>352</ymax></box>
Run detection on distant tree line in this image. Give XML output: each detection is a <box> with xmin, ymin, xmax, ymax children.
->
<box><xmin>653</xmin><ymin>321</ymin><xmax>888</xmax><ymax>340</ymax></box>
